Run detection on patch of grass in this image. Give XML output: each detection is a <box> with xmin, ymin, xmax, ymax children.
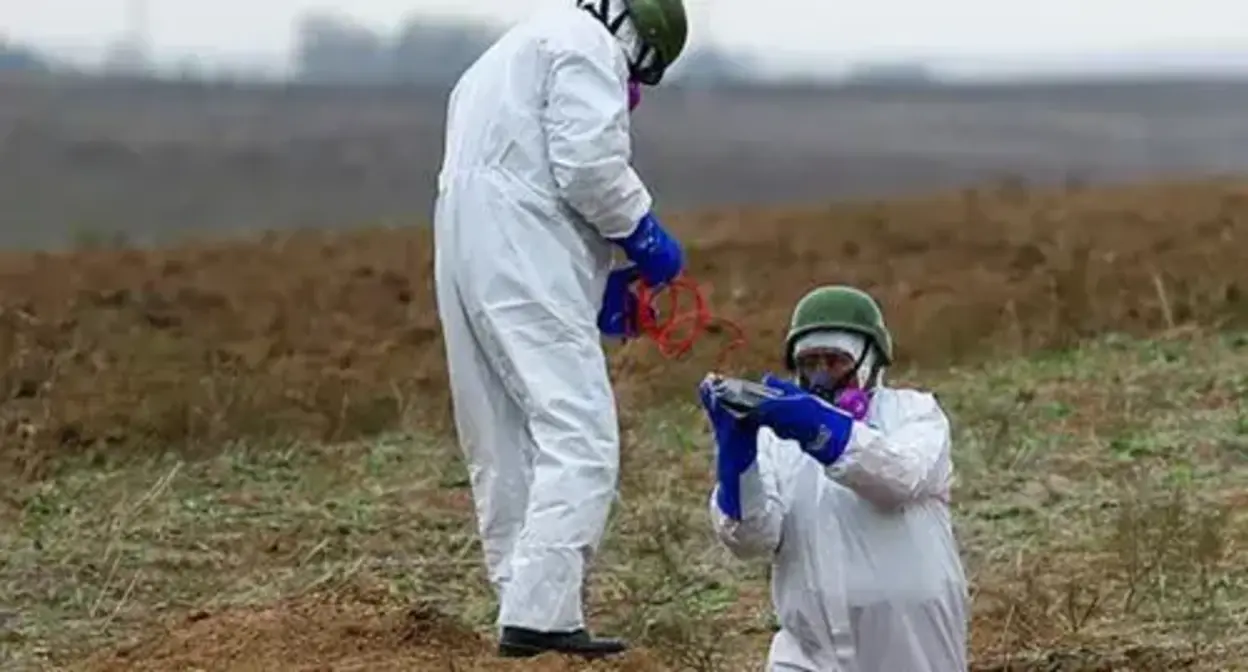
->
<box><xmin>3</xmin><ymin>330</ymin><xmax>1248</xmax><ymax>670</ymax></box>
<box><xmin>945</xmin><ymin>330</ymin><xmax>1248</xmax><ymax>669</ymax></box>
<box><xmin>1</xmin><ymin>435</ymin><xmax>491</xmax><ymax>670</ymax></box>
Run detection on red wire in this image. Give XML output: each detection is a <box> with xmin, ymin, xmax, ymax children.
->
<box><xmin>632</xmin><ymin>274</ymin><xmax>747</xmax><ymax>368</ymax></box>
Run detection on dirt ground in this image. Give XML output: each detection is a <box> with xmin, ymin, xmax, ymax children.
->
<box><xmin>1</xmin><ymin>179</ymin><xmax>1246</xmax><ymax>669</ymax></box>
<box><xmin>4</xmin><ymin>76</ymin><xmax>1248</xmax><ymax>671</ymax></box>
<box><xmin>2</xmin><ymin>176</ymin><xmax>1246</xmax><ymax>479</ymax></box>
<box><xmin>69</xmin><ymin>597</ymin><xmax>679</xmax><ymax>671</ymax></box>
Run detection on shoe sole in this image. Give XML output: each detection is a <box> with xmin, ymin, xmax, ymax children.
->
<box><xmin>497</xmin><ymin>644</ymin><xmax>627</xmax><ymax>659</ymax></box>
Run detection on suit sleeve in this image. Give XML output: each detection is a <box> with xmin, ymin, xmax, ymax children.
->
<box><xmin>708</xmin><ymin>430</ymin><xmax>789</xmax><ymax>560</ymax></box>
<box><xmin>823</xmin><ymin>391</ymin><xmax>952</xmax><ymax>510</ymax></box>
<box><xmin>540</xmin><ymin>37</ymin><xmax>653</xmax><ymax>239</ymax></box>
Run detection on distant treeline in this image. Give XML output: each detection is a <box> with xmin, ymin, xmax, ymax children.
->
<box><xmin>0</xmin><ymin>42</ymin><xmax>50</xmax><ymax>72</ymax></box>
<box><xmin>1</xmin><ymin>13</ymin><xmax>936</xmax><ymax>87</ymax></box>
<box><xmin>290</xmin><ymin>11</ymin><xmax>760</xmax><ymax>87</ymax></box>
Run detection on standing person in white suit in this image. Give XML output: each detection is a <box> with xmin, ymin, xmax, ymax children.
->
<box><xmin>700</xmin><ymin>285</ymin><xmax>970</xmax><ymax>670</ymax></box>
<box><xmin>432</xmin><ymin>0</ymin><xmax>689</xmax><ymax>660</ymax></box>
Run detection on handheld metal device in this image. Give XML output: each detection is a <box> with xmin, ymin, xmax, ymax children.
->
<box><xmin>708</xmin><ymin>375</ymin><xmax>783</xmax><ymax>418</ymax></box>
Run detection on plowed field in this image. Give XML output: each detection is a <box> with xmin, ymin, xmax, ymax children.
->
<box><xmin>4</xmin><ymin>178</ymin><xmax>1248</xmax><ymax>670</ymax></box>
<box><xmin>3</xmin><ymin>178</ymin><xmax>1246</xmax><ymax>475</ymax></box>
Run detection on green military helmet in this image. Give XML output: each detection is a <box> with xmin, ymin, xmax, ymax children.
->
<box><xmin>783</xmin><ymin>285</ymin><xmax>894</xmax><ymax>370</ymax></box>
<box><xmin>622</xmin><ymin>0</ymin><xmax>687</xmax><ymax>85</ymax></box>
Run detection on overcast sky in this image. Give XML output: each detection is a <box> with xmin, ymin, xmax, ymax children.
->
<box><xmin>6</xmin><ymin>0</ymin><xmax>1248</xmax><ymax>69</ymax></box>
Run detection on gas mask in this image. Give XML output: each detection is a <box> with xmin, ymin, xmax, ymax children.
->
<box><xmin>792</xmin><ymin>331</ymin><xmax>879</xmax><ymax>421</ymax></box>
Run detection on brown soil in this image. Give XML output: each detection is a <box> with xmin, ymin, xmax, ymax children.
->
<box><xmin>6</xmin><ymin>177</ymin><xmax>1246</xmax><ymax>670</ymax></box>
<box><xmin>72</xmin><ymin>593</ymin><xmax>670</xmax><ymax>672</ymax></box>
<box><xmin>3</xmin><ymin>178</ymin><xmax>1247</xmax><ymax>480</ymax></box>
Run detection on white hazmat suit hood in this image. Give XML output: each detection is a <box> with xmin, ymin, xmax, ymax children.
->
<box><xmin>433</xmin><ymin>0</ymin><xmax>654</xmax><ymax>642</ymax></box>
<box><xmin>576</xmin><ymin>0</ymin><xmax>664</xmax><ymax>80</ymax></box>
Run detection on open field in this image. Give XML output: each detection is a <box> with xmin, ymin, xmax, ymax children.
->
<box><xmin>6</xmin><ymin>330</ymin><xmax>1248</xmax><ymax>671</ymax></box>
<box><xmin>2</xmin><ymin>175</ymin><xmax>1248</xmax><ymax>669</ymax></box>
<box><xmin>7</xmin><ymin>74</ymin><xmax>1248</xmax><ymax>247</ymax></box>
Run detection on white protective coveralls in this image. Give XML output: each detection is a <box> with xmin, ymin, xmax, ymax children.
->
<box><xmin>708</xmin><ymin>386</ymin><xmax>970</xmax><ymax>671</ymax></box>
<box><xmin>433</xmin><ymin>4</ymin><xmax>653</xmax><ymax>633</ymax></box>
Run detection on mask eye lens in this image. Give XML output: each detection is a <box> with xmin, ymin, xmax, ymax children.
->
<box><xmin>797</xmin><ymin>351</ymin><xmax>855</xmax><ymax>379</ymax></box>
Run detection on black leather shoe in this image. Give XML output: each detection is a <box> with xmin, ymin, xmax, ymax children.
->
<box><xmin>497</xmin><ymin>626</ymin><xmax>628</xmax><ymax>659</ymax></box>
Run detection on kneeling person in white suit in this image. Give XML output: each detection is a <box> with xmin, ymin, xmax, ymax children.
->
<box><xmin>700</xmin><ymin>285</ymin><xmax>970</xmax><ymax>671</ymax></box>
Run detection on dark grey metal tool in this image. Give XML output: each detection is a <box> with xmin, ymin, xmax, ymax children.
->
<box><xmin>709</xmin><ymin>376</ymin><xmax>783</xmax><ymax>418</ymax></box>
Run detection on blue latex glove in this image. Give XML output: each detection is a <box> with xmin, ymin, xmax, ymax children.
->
<box><xmin>597</xmin><ymin>266</ymin><xmax>653</xmax><ymax>339</ymax></box>
<box><xmin>612</xmin><ymin>212</ymin><xmax>684</xmax><ymax>288</ymax></box>
<box><xmin>754</xmin><ymin>373</ymin><xmax>854</xmax><ymax>466</ymax></box>
<box><xmin>699</xmin><ymin>377</ymin><xmax>759</xmax><ymax>521</ymax></box>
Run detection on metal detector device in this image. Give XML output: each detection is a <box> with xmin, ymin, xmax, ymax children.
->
<box><xmin>708</xmin><ymin>375</ymin><xmax>783</xmax><ymax>418</ymax></box>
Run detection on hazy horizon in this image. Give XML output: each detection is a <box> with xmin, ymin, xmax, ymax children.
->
<box><xmin>7</xmin><ymin>0</ymin><xmax>1248</xmax><ymax>79</ymax></box>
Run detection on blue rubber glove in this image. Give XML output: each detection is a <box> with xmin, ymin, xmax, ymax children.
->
<box><xmin>699</xmin><ymin>377</ymin><xmax>759</xmax><ymax>521</ymax></box>
<box><xmin>612</xmin><ymin>212</ymin><xmax>684</xmax><ymax>288</ymax></box>
<box><xmin>597</xmin><ymin>266</ymin><xmax>653</xmax><ymax>339</ymax></box>
<box><xmin>753</xmin><ymin>373</ymin><xmax>854</xmax><ymax>466</ymax></box>
<box><xmin>759</xmin><ymin>373</ymin><xmax>804</xmax><ymax>396</ymax></box>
